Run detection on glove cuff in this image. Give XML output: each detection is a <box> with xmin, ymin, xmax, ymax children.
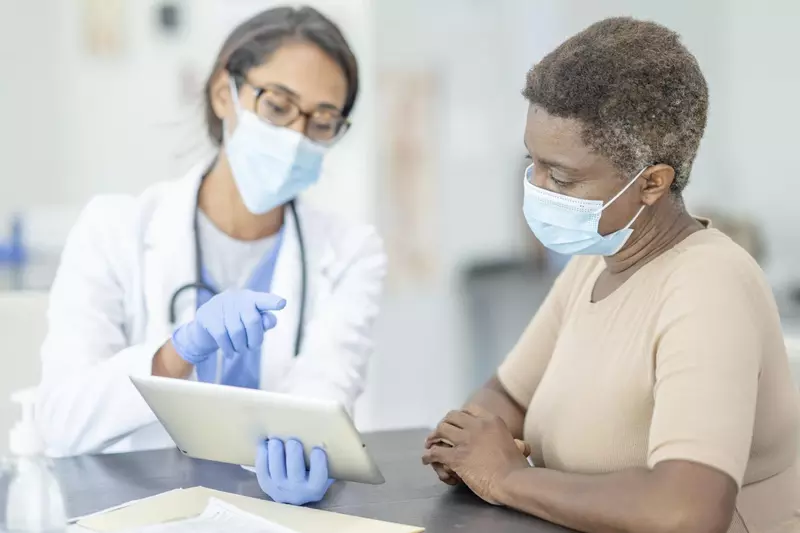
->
<box><xmin>171</xmin><ymin>322</ymin><xmax>213</xmax><ymax>364</ymax></box>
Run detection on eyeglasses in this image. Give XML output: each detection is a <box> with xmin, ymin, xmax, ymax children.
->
<box><xmin>236</xmin><ymin>78</ymin><xmax>350</xmax><ymax>144</ymax></box>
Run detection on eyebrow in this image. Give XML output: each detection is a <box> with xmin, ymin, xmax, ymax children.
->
<box><xmin>268</xmin><ymin>83</ymin><xmax>300</xmax><ymax>100</ymax></box>
<box><xmin>523</xmin><ymin>141</ymin><xmax>580</xmax><ymax>173</ymax></box>
<box><xmin>538</xmin><ymin>157</ymin><xmax>580</xmax><ymax>173</ymax></box>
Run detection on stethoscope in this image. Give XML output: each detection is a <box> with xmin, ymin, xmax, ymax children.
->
<box><xmin>167</xmin><ymin>195</ymin><xmax>307</xmax><ymax>363</ymax></box>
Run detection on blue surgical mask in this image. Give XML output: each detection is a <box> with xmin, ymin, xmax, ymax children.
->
<box><xmin>224</xmin><ymin>79</ymin><xmax>327</xmax><ymax>215</ymax></box>
<box><xmin>522</xmin><ymin>164</ymin><xmax>649</xmax><ymax>256</ymax></box>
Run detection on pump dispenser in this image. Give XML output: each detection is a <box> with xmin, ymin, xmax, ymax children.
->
<box><xmin>4</xmin><ymin>388</ymin><xmax>67</xmax><ymax>533</ymax></box>
<box><xmin>9</xmin><ymin>390</ymin><xmax>44</xmax><ymax>457</ymax></box>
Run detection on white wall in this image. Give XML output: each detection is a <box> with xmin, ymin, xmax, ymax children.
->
<box><xmin>0</xmin><ymin>0</ymin><xmax>64</xmax><ymax>213</ymax></box>
<box><xmin>724</xmin><ymin>0</ymin><xmax>800</xmax><ymax>284</ymax></box>
<box><xmin>359</xmin><ymin>0</ymin><xmax>540</xmax><ymax>431</ymax></box>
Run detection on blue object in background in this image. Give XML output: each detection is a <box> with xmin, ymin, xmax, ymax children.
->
<box><xmin>0</xmin><ymin>214</ymin><xmax>28</xmax><ymax>290</ymax></box>
<box><xmin>0</xmin><ymin>215</ymin><xmax>26</xmax><ymax>264</ymax></box>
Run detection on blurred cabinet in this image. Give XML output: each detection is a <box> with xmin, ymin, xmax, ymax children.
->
<box><xmin>460</xmin><ymin>258</ymin><xmax>557</xmax><ymax>391</ymax></box>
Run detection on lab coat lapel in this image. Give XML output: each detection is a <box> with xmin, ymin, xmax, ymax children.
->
<box><xmin>263</xmin><ymin>203</ymin><xmax>334</xmax><ymax>388</ymax></box>
<box><xmin>267</xmin><ymin>206</ymin><xmax>303</xmax><ymax>366</ymax></box>
<box><xmin>142</xmin><ymin>163</ymin><xmax>207</xmax><ymax>340</ymax></box>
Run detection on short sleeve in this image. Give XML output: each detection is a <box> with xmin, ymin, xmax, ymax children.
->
<box><xmin>647</xmin><ymin>250</ymin><xmax>766</xmax><ymax>487</ymax></box>
<box><xmin>497</xmin><ymin>258</ymin><xmax>583</xmax><ymax>408</ymax></box>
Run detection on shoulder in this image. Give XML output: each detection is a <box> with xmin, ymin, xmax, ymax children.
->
<box><xmin>71</xmin><ymin>194</ymin><xmax>140</xmax><ymax>245</ymax></box>
<box><xmin>72</xmin><ymin>180</ymin><xmax>175</xmax><ymax>241</ymax></box>
<box><xmin>653</xmin><ymin>229</ymin><xmax>779</xmax><ymax>340</ymax></box>
<box><xmin>661</xmin><ymin>228</ymin><xmax>771</xmax><ymax>299</ymax></box>
<box><xmin>77</xmin><ymin>159</ymin><xmax>205</xmax><ymax>240</ymax></box>
<box><xmin>68</xmin><ymin>174</ymin><xmax>196</xmax><ymax>267</ymax></box>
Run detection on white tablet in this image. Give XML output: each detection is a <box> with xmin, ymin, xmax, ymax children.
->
<box><xmin>130</xmin><ymin>376</ymin><xmax>385</xmax><ymax>485</ymax></box>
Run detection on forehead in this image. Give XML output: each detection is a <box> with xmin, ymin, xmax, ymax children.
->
<box><xmin>524</xmin><ymin>105</ymin><xmax>597</xmax><ymax>169</ymax></box>
<box><xmin>247</xmin><ymin>40</ymin><xmax>348</xmax><ymax>110</ymax></box>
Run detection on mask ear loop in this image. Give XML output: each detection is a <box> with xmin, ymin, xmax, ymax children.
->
<box><xmin>227</xmin><ymin>75</ymin><xmax>243</xmax><ymax>112</ymax></box>
<box><xmin>224</xmin><ymin>75</ymin><xmax>244</xmax><ymax>141</ymax></box>
<box><xmin>623</xmin><ymin>204</ymin><xmax>647</xmax><ymax>229</ymax></box>
<box><xmin>597</xmin><ymin>164</ymin><xmax>651</xmax><ymax>231</ymax></box>
<box><xmin>599</xmin><ymin>165</ymin><xmax>651</xmax><ymax>212</ymax></box>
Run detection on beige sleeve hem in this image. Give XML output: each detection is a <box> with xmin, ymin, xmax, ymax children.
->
<box><xmin>648</xmin><ymin>443</ymin><xmax>745</xmax><ymax>489</ymax></box>
<box><xmin>497</xmin><ymin>364</ymin><xmax>531</xmax><ymax>410</ymax></box>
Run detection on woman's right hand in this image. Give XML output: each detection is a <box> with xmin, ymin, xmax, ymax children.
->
<box><xmin>170</xmin><ymin>289</ymin><xmax>286</xmax><ymax>364</ymax></box>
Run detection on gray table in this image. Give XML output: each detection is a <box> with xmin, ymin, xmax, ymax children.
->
<box><xmin>53</xmin><ymin>429</ymin><xmax>572</xmax><ymax>532</ymax></box>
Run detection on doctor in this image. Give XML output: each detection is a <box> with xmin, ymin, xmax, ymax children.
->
<box><xmin>36</xmin><ymin>6</ymin><xmax>385</xmax><ymax>505</ymax></box>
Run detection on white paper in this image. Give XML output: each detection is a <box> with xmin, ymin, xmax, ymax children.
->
<box><xmin>118</xmin><ymin>498</ymin><xmax>299</xmax><ymax>533</ymax></box>
<box><xmin>68</xmin><ymin>490</ymin><xmax>184</xmax><ymax>524</ymax></box>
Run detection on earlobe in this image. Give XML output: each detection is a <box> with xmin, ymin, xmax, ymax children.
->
<box><xmin>641</xmin><ymin>164</ymin><xmax>675</xmax><ymax>205</ymax></box>
<box><xmin>209</xmin><ymin>72</ymin><xmax>233</xmax><ymax>120</ymax></box>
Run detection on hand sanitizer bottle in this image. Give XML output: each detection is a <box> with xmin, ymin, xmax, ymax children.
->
<box><xmin>4</xmin><ymin>389</ymin><xmax>66</xmax><ymax>532</ymax></box>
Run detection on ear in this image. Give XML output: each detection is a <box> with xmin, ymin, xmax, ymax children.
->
<box><xmin>209</xmin><ymin>70</ymin><xmax>235</xmax><ymax>123</ymax></box>
<box><xmin>639</xmin><ymin>164</ymin><xmax>675</xmax><ymax>206</ymax></box>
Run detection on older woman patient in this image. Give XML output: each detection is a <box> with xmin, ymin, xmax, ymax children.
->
<box><xmin>423</xmin><ymin>17</ymin><xmax>799</xmax><ymax>533</ymax></box>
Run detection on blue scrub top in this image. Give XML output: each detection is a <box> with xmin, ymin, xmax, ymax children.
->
<box><xmin>195</xmin><ymin>228</ymin><xmax>285</xmax><ymax>389</ymax></box>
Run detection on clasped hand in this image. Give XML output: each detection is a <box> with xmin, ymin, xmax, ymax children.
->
<box><xmin>423</xmin><ymin>407</ymin><xmax>531</xmax><ymax>505</ymax></box>
<box><xmin>171</xmin><ymin>289</ymin><xmax>286</xmax><ymax>364</ymax></box>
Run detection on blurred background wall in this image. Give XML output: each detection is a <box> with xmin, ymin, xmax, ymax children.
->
<box><xmin>0</xmin><ymin>0</ymin><xmax>798</xmax><ymax>432</ymax></box>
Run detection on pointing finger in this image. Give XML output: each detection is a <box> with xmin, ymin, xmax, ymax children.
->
<box><xmin>252</xmin><ymin>292</ymin><xmax>287</xmax><ymax>312</ymax></box>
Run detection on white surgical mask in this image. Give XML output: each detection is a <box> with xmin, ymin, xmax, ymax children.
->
<box><xmin>522</xmin><ymin>164</ymin><xmax>648</xmax><ymax>256</ymax></box>
<box><xmin>224</xmin><ymin>78</ymin><xmax>327</xmax><ymax>215</ymax></box>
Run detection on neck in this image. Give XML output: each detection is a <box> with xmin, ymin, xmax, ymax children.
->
<box><xmin>198</xmin><ymin>151</ymin><xmax>285</xmax><ymax>241</ymax></box>
<box><xmin>604</xmin><ymin>194</ymin><xmax>702</xmax><ymax>275</ymax></box>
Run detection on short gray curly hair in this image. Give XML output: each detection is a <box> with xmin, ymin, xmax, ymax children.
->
<box><xmin>523</xmin><ymin>17</ymin><xmax>708</xmax><ymax>193</ymax></box>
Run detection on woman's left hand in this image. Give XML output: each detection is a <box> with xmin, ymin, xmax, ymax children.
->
<box><xmin>422</xmin><ymin>407</ymin><xmax>529</xmax><ymax>505</ymax></box>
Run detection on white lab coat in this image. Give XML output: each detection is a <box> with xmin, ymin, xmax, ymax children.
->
<box><xmin>36</xmin><ymin>163</ymin><xmax>387</xmax><ymax>457</ymax></box>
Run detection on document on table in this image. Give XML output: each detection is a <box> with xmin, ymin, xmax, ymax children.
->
<box><xmin>77</xmin><ymin>486</ymin><xmax>424</xmax><ymax>533</ymax></box>
<box><xmin>120</xmin><ymin>498</ymin><xmax>298</xmax><ymax>533</ymax></box>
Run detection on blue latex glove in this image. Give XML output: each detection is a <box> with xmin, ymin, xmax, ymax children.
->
<box><xmin>171</xmin><ymin>289</ymin><xmax>286</xmax><ymax>364</ymax></box>
<box><xmin>256</xmin><ymin>439</ymin><xmax>334</xmax><ymax>505</ymax></box>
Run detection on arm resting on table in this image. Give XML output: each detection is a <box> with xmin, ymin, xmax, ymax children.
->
<box><xmin>496</xmin><ymin>460</ymin><xmax>737</xmax><ymax>533</ymax></box>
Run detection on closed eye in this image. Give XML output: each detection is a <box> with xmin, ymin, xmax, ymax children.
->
<box><xmin>548</xmin><ymin>170</ymin><xmax>569</xmax><ymax>187</ymax></box>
